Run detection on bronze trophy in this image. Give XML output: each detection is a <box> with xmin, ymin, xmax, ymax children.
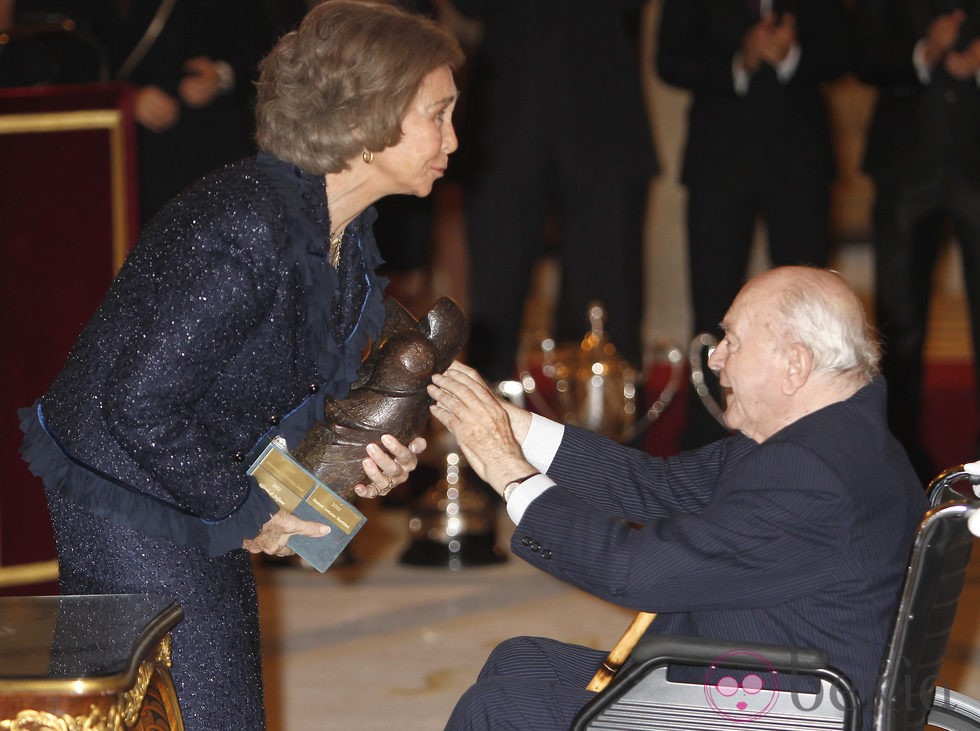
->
<box><xmin>289</xmin><ymin>295</ymin><xmax>506</xmax><ymax>569</ymax></box>
<box><xmin>249</xmin><ymin>296</ymin><xmax>468</xmax><ymax>571</ymax></box>
<box><xmin>291</xmin><ymin>296</ymin><xmax>467</xmax><ymax>500</ymax></box>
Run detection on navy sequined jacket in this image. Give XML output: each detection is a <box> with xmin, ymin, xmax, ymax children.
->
<box><xmin>20</xmin><ymin>153</ymin><xmax>387</xmax><ymax>555</ymax></box>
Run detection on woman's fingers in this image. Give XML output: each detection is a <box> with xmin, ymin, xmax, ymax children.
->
<box><xmin>354</xmin><ymin>434</ymin><xmax>426</xmax><ymax>499</ymax></box>
<box><xmin>242</xmin><ymin>511</ymin><xmax>328</xmax><ymax>555</ymax></box>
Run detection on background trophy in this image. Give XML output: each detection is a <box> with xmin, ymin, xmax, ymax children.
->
<box><xmin>399</xmin><ymin>425</ymin><xmax>506</xmax><ymax>569</ymax></box>
<box><xmin>516</xmin><ymin>302</ymin><xmax>684</xmax><ymax>445</ymax></box>
<box><xmin>688</xmin><ymin>332</ymin><xmax>729</xmax><ymax>428</ymax></box>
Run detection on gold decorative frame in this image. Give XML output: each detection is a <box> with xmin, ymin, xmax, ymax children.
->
<box><xmin>0</xmin><ymin>560</ymin><xmax>58</xmax><ymax>589</ymax></box>
<box><xmin>0</xmin><ymin>104</ymin><xmax>134</xmax><ymax>586</ymax></box>
<box><xmin>0</xmin><ymin>599</ymin><xmax>184</xmax><ymax>731</ymax></box>
<box><xmin>0</xmin><ymin>636</ymin><xmax>183</xmax><ymax>731</ymax></box>
<box><xmin>0</xmin><ymin>109</ymin><xmax>131</xmax><ymax>273</ymax></box>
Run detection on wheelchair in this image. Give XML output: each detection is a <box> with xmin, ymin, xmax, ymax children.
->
<box><xmin>572</xmin><ymin>466</ymin><xmax>980</xmax><ymax>730</ymax></box>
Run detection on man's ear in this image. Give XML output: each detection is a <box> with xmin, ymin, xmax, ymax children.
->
<box><xmin>782</xmin><ymin>342</ymin><xmax>813</xmax><ymax>394</ymax></box>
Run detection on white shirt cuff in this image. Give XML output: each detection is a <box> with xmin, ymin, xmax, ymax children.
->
<box><xmin>505</xmin><ymin>473</ymin><xmax>556</xmax><ymax>524</ymax></box>
<box><xmin>214</xmin><ymin>60</ymin><xmax>235</xmax><ymax>94</ymax></box>
<box><xmin>913</xmin><ymin>39</ymin><xmax>933</xmax><ymax>84</ymax></box>
<box><xmin>521</xmin><ymin>412</ymin><xmax>564</xmax><ymax>472</ymax></box>
<box><xmin>503</xmin><ymin>413</ymin><xmax>565</xmax><ymax>524</ymax></box>
<box><xmin>775</xmin><ymin>42</ymin><xmax>801</xmax><ymax>83</ymax></box>
<box><xmin>732</xmin><ymin>52</ymin><xmax>751</xmax><ymax>96</ymax></box>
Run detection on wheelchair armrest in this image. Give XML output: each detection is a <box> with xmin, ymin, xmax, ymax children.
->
<box><xmin>631</xmin><ymin>635</ymin><xmax>830</xmax><ymax>673</ymax></box>
<box><xmin>927</xmin><ymin>466</ymin><xmax>980</xmax><ymax>507</ymax></box>
<box><xmin>573</xmin><ymin>635</ymin><xmax>861</xmax><ymax>731</ymax></box>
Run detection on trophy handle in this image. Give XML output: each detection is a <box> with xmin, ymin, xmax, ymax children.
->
<box><xmin>620</xmin><ymin>342</ymin><xmax>685</xmax><ymax>443</ymax></box>
<box><xmin>515</xmin><ymin>333</ymin><xmax>562</xmax><ymax>420</ymax></box>
<box><xmin>689</xmin><ymin>332</ymin><xmax>727</xmax><ymax>426</ymax></box>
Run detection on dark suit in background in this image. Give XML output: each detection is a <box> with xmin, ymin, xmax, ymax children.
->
<box><xmin>455</xmin><ymin>0</ymin><xmax>657</xmax><ymax>382</ymax></box>
<box><xmin>854</xmin><ymin>0</ymin><xmax>980</xmax><ymax>479</ymax></box>
<box><xmin>87</xmin><ymin>0</ymin><xmax>266</xmax><ymax>224</ymax></box>
<box><xmin>656</xmin><ymin>0</ymin><xmax>850</xmax><ymax>447</ymax></box>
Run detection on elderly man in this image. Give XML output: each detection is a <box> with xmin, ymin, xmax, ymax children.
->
<box><xmin>430</xmin><ymin>266</ymin><xmax>927</xmax><ymax>730</ymax></box>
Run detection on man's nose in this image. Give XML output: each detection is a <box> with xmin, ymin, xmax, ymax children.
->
<box><xmin>707</xmin><ymin>343</ymin><xmax>724</xmax><ymax>372</ymax></box>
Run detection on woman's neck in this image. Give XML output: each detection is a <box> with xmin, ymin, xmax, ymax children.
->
<box><xmin>325</xmin><ymin>162</ymin><xmax>378</xmax><ymax>235</ymax></box>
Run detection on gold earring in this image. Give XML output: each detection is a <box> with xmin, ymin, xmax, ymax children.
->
<box><xmin>362</xmin><ymin>150</ymin><xmax>374</xmax><ymax>164</ymax></box>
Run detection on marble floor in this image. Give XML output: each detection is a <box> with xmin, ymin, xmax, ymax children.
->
<box><xmin>256</xmin><ymin>484</ymin><xmax>980</xmax><ymax>730</ymax></box>
<box><xmin>256</xmin><ymin>496</ymin><xmax>633</xmax><ymax>731</ymax></box>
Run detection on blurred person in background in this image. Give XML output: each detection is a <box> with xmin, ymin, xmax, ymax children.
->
<box><xmin>854</xmin><ymin>0</ymin><xmax>980</xmax><ymax>481</ymax></box>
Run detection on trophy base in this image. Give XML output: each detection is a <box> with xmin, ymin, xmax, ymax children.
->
<box><xmin>399</xmin><ymin>534</ymin><xmax>506</xmax><ymax>570</ymax></box>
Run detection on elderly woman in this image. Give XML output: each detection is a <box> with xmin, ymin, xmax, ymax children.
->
<box><xmin>18</xmin><ymin>2</ymin><xmax>463</xmax><ymax>728</ymax></box>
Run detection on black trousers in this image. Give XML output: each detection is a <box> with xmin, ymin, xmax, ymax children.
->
<box><xmin>681</xmin><ymin>171</ymin><xmax>831</xmax><ymax>448</ymax></box>
<box><xmin>466</xmin><ymin>157</ymin><xmax>649</xmax><ymax>383</ymax></box>
<box><xmin>873</xmin><ymin>173</ymin><xmax>980</xmax><ymax>476</ymax></box>
<box><xmin>445</xmin><ymin>635</ymin><xmax>604</xmax><ymax>730</ymax></box>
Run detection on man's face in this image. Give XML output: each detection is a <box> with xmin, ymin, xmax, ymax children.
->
<box><xmin>707</xmin><ymin>282</ymin><xmax>789</xmax><ymax>443</ymax></box>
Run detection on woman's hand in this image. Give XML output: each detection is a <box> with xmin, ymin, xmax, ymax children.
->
<box><xmin>353</xmin><ymin>434</ymin><xmax>427</xmax><ymax>499</ymax></box>
<box><xmin>243</xmin><ymin>509</ymin><xmax>329</xmax><ymax>557</ymax></box>
<box><xmin>427</xmin><ymin>361</ymin><xmax>535</xmax><ymax>494</ymax></box>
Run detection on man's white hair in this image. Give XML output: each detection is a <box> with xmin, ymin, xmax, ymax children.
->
<box><xmin>773</xmin><ymin>271</ymin><xmax>881</xmax><ymax>383</ymax></box>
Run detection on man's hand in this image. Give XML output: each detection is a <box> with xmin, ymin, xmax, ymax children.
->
<box><xmin>427</xmin><ymin>361</ymin><xmax>536</xmax><ymax>494</ymax></box>
<box><xmin>759</xmin><ymin>12</ymin><xmax>796</xmax><ymax>66</ymax></box>
<box><xmin>134</xmin><ymin>86</ymin><xmax>180</xmax><ymax>132</ymax></box>
<box><xmin>922</xmin><ymin>8</ymin><xmax>967</xmax><ymax>68</ymax></box>
<box><xmin>945</xmin><ymin>38</ymin><xmax>980</xmax><ymax>80</ymax></box>
<box><xmin>740</xmin><ymin>12</ymin><xmax>796</xmax><ymax>73</ymax></box>
<box><xmin>243</xmin><ymin>509</ymin><xmax>329</xmax><ymax>557</ymax></box>
<box><xmin>179</xmin><ymin>56</ymin><xmax>224</xmax><ymax>108</ymax></box>
<box><xmin>740</xmin><ymin>15</ymin><xmax>774</xmax><ymax>74</ymax></box>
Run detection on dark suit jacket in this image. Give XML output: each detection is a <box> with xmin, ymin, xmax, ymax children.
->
<box><xmin>656</xmin><ymin>0</ymin><xmax>851</xmax><ymax>188</ymax></box>
<box><xmin>854</xmin><ymin>0</ymin><xmax>980</xmax><ymax>187</ymax></box>
<box><xmin>512</xmin><ymin>378</ymin><xmax>926</xmax><ymax>728</ymax></box>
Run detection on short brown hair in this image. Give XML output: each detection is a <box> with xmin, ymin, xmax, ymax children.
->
<box><xmin>255</xmin><ymin>0</ymin><xmax>464</xmax><ymax>174</ymax></box>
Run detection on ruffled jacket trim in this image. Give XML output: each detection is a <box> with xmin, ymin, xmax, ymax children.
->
<box><xmin>19</xmin><ymin>403</ymin><xmax>277</xmax><ymax>556</ymax></box>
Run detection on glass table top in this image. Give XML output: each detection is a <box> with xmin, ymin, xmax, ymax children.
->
<box><xmin>0</xmin><ymin>594</ymin><xmax>181</xmax><ymax>681</ymax></box>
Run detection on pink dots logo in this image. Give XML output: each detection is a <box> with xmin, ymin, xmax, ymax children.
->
<box><xmin>703</xmin><ymin>650</ymin><xmax>780</xmax><ymax>722</ymax></box>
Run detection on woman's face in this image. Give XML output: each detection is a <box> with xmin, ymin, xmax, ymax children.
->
<box><xmin>371</xmin><ymin>65</ymin><xmax>458</xmax><ymax>197</ymax></box>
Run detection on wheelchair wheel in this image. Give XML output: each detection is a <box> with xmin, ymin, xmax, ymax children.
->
<box><xmin>928</xmin><ymin>688</ymin><xmax>980</xmax><ymax>730</ymax></box>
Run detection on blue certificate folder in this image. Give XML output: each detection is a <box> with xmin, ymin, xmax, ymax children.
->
<box><xmin>246</xmin><ymin>441</ymin><xmax>366</xmax><ymax>572</ymax></box>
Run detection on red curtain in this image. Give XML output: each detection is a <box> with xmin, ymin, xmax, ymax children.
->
<box><xmin>0</xmin><ymin>83</ymin><xmax>138</xmax><ymax>593</ymax></box>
